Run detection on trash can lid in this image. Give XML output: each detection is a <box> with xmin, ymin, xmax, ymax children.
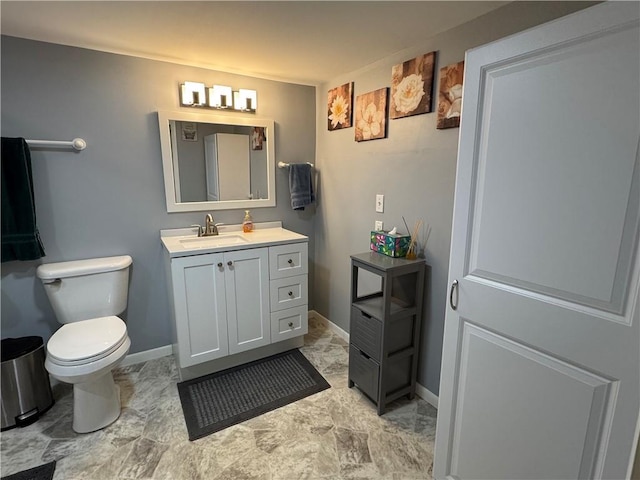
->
<box><xmin>1</xmin><ymin>336</ymin><xmax>44</xmax><ymax>362</ymax></box>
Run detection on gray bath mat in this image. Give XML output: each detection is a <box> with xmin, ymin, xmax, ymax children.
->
<box><xmin>177</xmin><ymin>349</ymin><xmax>330</xmax><ymax>440</ymax></box>
<box><xmin>1</xmin><ymin>461</ymin><xmax>56</xmax><ymax>480</ymax></box>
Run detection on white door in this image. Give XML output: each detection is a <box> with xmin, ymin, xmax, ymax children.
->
<box><xmin>435</xmin><ymin>4</ymin><xmax>640</xmax><ymax>480</ymax></box>
<box><xmin>225</xmin><ymin>247</ymin><xmax>270</xmax><ymax>355</ymax></box>
<box><xmin>204</xmin><ymin>134</ymin><xmax>219</xmax><ymax>201</ymax></box>
<box><xmin>216</xmin><ymin>133</ymin><xmax>251</xmax><ymax>201</ymax></box>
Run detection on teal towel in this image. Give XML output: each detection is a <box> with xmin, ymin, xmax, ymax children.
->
<box><xmin>289</xmin><ymin>163</ymin><xmax>315</xmax><ymax>211</ymax></box>
<box><xmin>1</xmin><ymin>137</ymin><xmax>45</xmax><ymax>262</ymax></box>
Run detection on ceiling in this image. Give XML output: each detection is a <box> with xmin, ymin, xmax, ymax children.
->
<box><xmin>0</xmin><ymin>1</ymin><xmax>507</xmax><ymax>85</ymax></box>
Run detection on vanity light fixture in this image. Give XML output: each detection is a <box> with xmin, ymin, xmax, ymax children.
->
<box><xmin>180</xmin><ymin>82</ymin><xmax>206</xmax><ymax>107</ymax></box>
<box><xmin>208</xmin><ymin>85</ymin><xmax>233</xmax><ymax>109</ymax></box>
<box><xmin>233</xmin><ymin>89</ymin><xmax>257</xmax><ymax>112</ymax></box>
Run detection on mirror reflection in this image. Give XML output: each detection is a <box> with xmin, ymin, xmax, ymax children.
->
<box><xmin>171</xmin><ymin>121</ymin><xmax>267</xmax><ymax>202</ymax></box>
<box><xmin>158</xmin><ymin>111</ymin><xmax>275</xmax><ymax>213</ymax></box>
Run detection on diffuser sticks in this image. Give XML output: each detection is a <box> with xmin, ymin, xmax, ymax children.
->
<box><xmin>403</xmin><ymin>217</ymin><xmax>431</xmax><ymax>260</ymax></box>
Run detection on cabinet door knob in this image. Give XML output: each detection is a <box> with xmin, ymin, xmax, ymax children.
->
<box><xmin>217</xmin><ymin>262</ymin><xmax>223</xmax><ymax>268</ymax></box>
<box><xmin>287</xmin><ymin>259</ymin><xmax>293</xmax><ymax>265</ymax></box>
<box><xmin>288</xmin><ymin>291</ymin><xmax>294</xmax><ymax>297</ymax></box>
<box><xmin>227</xmin><ymin>261</ymin><xmax>233</xmax><ymax>267</ymax></box>
<box><xmin>288</xmin><ymin>322</ymin><xmax>294</xmax><ymax>328</ymax></box>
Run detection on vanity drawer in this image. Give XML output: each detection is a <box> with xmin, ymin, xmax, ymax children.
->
<box><xmin>270</xmin><ymin>275</ymin><xmax>308</xmax><ymax>312</ymax></box>
<box><xmin>269</xmin><ymin>243</ymin><xmax>308</xmax><ymax>279</ymax></box>
<box><xmin>271</xmin><ymin>305</ymin><xmax>308</xmax><ymax>342</ymax></box>
<box><xmin>350</xmin><ymin>306</ymin><xmax>382</xmax><ymax>362</ymax></box>
<box><xmin>348</xmin><ymin>345</ymin><xmax>379</xmax><ymax>401</ymax></box>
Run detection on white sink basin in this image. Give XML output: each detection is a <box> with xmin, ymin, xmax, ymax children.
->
<box><xmin>179</xmin><ymin>235</ymin><xmax>249</xmax><ymax>249</ymax></box>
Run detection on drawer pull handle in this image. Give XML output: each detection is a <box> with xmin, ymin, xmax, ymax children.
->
<box><xmin>288</xmin><ymin>291</ymin><xmax>294</xmax><ymax>297</ymax></box>
<box><xmin>288</xmin><ymin>322</ymin><xmax>294</xmax><ymax>328</ymax></box>
<box><xmin>227</xmin><ymin>261</ymin><xmax>233</xmax><ymax>267</ymax></box>
<box><xmin>217</xmin><ymin>262</ymin><xmax>223</xmax><ymax>268</ymax></box>
<box><xmin>359</xmin><ymin>349</ymin><xmax>371</xmax><ymax>360</ymax></box>
<box><xmin>287</xmin><ymin>259</ymin><xmax>293</xmax><ymax>265</ymax></box>
<box><xmin>361</xmin><ymin>311</ymin><xmax>372</xmax><ymax>319</ymax></box>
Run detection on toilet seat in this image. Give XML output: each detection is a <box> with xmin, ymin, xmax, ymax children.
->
<box><xmin>47</xmin><ymin>316</ymin><xmax>128</xmax><ymax>366</ymax></box>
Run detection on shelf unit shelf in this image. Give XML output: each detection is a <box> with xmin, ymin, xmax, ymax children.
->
<box><xmin>352</xmin><ymin>294</ymin><xmax>416</xmax><ymax>319</ymax></box>
<box><xmin>348</xmin><ymin>251</ymin><xmax>426</xmax><ymax>415</ymax></box>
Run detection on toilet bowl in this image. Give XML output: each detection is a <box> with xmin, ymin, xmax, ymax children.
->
<box><xmin>37</xmin><ymin>256</ymin><xmax>132</xmax><ymax>433</ymax></box>
<box><xmin>45</xmin><ymin>316</ymin><xmax>130</xmax><ymax>433</ymax></box>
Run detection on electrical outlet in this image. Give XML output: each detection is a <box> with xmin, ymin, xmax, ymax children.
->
<box><xmin>375</xmin><ymin>220</ymin><xmax>384</xmax><ymax>231</ymax></box>
<box><xmin>375</xmin><ymin>194</ymin><xmax>384</xmax><ymax>213</ymax></box>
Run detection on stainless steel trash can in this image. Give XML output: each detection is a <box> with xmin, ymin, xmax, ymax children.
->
<box><xmin>1</xmin><ymin>336</ymin><xmax>54</xmax><ymax>430</ymax></box>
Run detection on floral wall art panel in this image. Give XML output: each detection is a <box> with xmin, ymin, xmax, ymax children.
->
<box><xmin>327</xmin><ymin>82</ymin><xmax>353</xmax><ymax>130</ymax></box>
<box><xmin>251</xmin><ymin>126</ymin><xmax>265</xmax><ymax>150</ymax></box>
<box><xmin>355</xmin><ymin>88</ymin><xmax>388</xmax><ymax>142</ymax></box>
<box><xmin>437</xmin><ymin>61</ymin><xmax>464</xmax><ymax>129</ymax></box>
<box><xmin>181</xmin><ymin>122</ymin><xmax>198</xmax><ymax>141</ymax></box>
<box><xmin>390</xmin><ymin>51</ymin><xmax>436</xmax><ymax>119</ymax></box>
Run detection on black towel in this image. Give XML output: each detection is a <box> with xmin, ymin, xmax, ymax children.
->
<box><xmin>288</xmin><ymin>163</ymin><xmax>315</xmax><ymax>211</ymax></box>
<box><xmin>1</xmin><ymin>137</ymin><xmax>45</xmax><ymax>262</ymax></box>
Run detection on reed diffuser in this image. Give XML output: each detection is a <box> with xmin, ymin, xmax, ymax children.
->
<box><xmin>403</xmin><ymin>217</ymin><xmax>431</xmax><ymax>260</ymax></box>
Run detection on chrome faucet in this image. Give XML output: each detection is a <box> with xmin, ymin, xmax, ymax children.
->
<box><xmin>191</xmin><ymin>214</ymin><xmax>220</xmax><ymax>237</ymax></box>
<box><xmin>204</xmin><ymin>214</ymin><xmax>219</xmax><ymax>236</ymax></box>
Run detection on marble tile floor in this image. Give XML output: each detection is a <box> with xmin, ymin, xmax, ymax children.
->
<box><xmin>1</xmin><ymin>318</ymin><xmax>437</xmax><ymax>479</ymax></box>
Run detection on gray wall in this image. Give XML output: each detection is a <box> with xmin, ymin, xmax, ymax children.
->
<box><xmin>1</xmin><ymin>37</ymin><xmax>316</xmax><ymax>354</ymax></box>
<box><xmin>313</xmin><ymin>1</ymin><xmax>596</xmax><ymax>395</ymax></box>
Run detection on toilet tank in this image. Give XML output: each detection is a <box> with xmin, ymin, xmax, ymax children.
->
<box><xmin>36</xmin><ymin>255</ymin><xmax>132</xmax><ymax>324</ymax></box>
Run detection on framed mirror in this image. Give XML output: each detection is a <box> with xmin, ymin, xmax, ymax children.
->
<box><xmin>158</xmin><ymin>110</ymin><xmax>276</xmax><ymax>212</ymax></box>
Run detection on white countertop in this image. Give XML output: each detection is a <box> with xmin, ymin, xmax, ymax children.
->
<box><xmin>160</xmin><ymin>221</ymin><xmax>308</xmax><ymax>258</ymax></box>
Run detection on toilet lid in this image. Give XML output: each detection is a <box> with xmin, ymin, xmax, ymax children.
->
<box><xmin>47</xmin><ymin>316</ymin><xmax>127</xmax><ymax>364</ymax></box>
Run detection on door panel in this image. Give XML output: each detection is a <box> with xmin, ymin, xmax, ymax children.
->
<box><xmin>217</xmin><ymin>133</ymin><xmax>250</xmax><ymax>201</ymax></box>
<box><xmin>435</xmin><ymin>4</ymin><xmax>640</xmax><ymax>479</ymax></box>
<box><xmin>450</xmin><ymin>322</ymin><xmax>613</xmax><ymax>479</ymax></box>
<box><xmin>225</xmin><ymin>248</ymin><xmax>270</xmax><ymax>354</ymax></box>
<box><xmin>467</xmin><ymin>24</ymin><xmax>639</xmax><ymax>314</ymax></box>
<box><xmin>172</xmin><ymin>254</ymin><xmax>228</xmax><ymax>366</ymax></box>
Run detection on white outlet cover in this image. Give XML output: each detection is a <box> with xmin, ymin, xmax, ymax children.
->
<box><xmin>375</xmin><ymin>220</ymin><xmax>384</xmax><ymax>231</ymax></box>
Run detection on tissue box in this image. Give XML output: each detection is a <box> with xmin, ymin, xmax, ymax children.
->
<box><xmin>370</xmin><ymin>231</ymin><xmax>411</xmax><ymax>258</ymax></box>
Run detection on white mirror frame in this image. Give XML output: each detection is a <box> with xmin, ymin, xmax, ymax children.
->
<box><xmin>158</xmin><ymin>110</ymin><xmax>276</xmax><ymax>212</ymax></box>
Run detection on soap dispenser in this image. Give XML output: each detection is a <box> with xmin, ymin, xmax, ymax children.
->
<box><xmin>242</xmin><ymin>210</ymin><xmax>254</xmax><ymax>233</ymax></box>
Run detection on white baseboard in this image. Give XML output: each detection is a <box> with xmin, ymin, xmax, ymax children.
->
<box><xmin>120</xmin><ymin>344</ymin><xmax>173</xmax><ymax>367</ymax></box>
<box><xmin>309</xmin><ymin>309</ymin><xmax>349</xmax><ymax>342</ymax></box>
<box><xmin>415</xmin><ymin>382</ymin><xmax>439</xmax><ymax>409</ymax></box>
<box><xmin>308</xmin><ymin>309</ymin><xmax>439</xmax><ymax>409</ymax></box>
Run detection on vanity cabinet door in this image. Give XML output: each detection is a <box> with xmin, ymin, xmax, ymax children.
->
<box><xmin>224</xmin><ymin>247</ymin><xmax>270</xmax><ymax>355</ymax></box>
<box><xmin>171</xmin><ymin>253</ymin><xmax>228</xmax><ymax>367</ymax></box>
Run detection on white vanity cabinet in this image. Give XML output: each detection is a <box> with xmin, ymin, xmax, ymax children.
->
<box><xmin>170</xmin><ymin>248</ymin><xmax>270</xmax><ymax>368</ymax></box>
<box><xmin>162</xmin><ymin>224</ymin><xmax>309</xmax><ymax>379</ymax></box>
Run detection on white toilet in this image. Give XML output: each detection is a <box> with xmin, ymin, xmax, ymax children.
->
<box><xmin>36</xmin><ymin>255</ymin><xmax>132</xmax><ymax>433</ymax></box>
